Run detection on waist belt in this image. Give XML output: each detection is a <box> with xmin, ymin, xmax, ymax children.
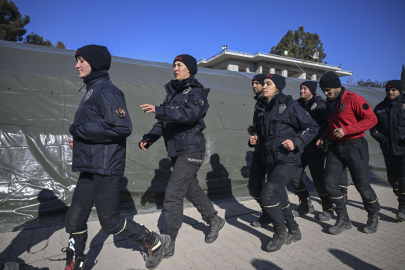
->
<box><xmin>333</xmin><ymin>138</ymin><xmax>363</xmax><ymax>145</ymax></box>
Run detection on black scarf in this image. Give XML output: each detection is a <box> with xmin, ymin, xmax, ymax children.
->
<box><xmin>83</xmin><ymin>70</ymin><xmax>110</xmax><ymax>86</ymax></box>
<box><xmin>326</xmin><ymin>88</ymin><xmax>345</xmax><ymax>117</ymax></box>
<box><xmin>262</xmin><ymin>92</ymin><xmax>281</xmax><ymax>111</ymax></box>
<box><xmin>298</xmin><ymin>95</ymin><xmax>316</xmax><ymax>110</ymax></box>
<box><xmin>170</xmin><ymin>75</ymin><xmax>195</xmax><ymax>92</ymax></box>
<box><xmin>386</xmin><ymin>95</ymin><xmax>400</xmax><ymax>105</ymax></box>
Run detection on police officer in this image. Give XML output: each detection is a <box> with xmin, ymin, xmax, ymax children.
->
<box><xmin>316</xmin><ymin>71</ymin><xmax>381</xmax><ymax>234</ymax></box>
<box><xmin>64</xmin><ymin>45</ymin><xmax>169</xmax><ymax>270</ymax></box>
<box><xmin>139</xmin><ymin>54</ymin><xmax>225</xmax><ymax>258</ymax></box>
<box><xmin>248</xmin><ymin>75</ymin><xmax>311</xmax><ymax>226</ymax></box>
<box><xmin>247</xmin><ymin>74</ymin><xmax>271</xmax><ymax>227</ymax></box>
<box><xmin>290</xmin><ymin>81</ymin><xmax>348</xmax><ymax>220</ymax></box>
<box><xmin>250</xmin><ymin>74</ymin><xmax>319</xmax><ymax>252</ymax></box>
<box><xmin>370</xmin><ymin>80</ymin><xmax>405</xmax><ymax>222</ymax></box>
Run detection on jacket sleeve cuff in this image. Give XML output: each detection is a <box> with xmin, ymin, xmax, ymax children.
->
<box><xmin>155</xmin><ymin>106</ymin><xmax>165</xmax><ymax>120</ymax></box>
<box><xmin>69</xmin><ymin>125</ymin><xmax>77</xmax><ymax>136</ymax></box>
<box><xmin>291</xmin><ymin>137</ymin><xmax>305</xmax><ymax>151</ymax></box>
<box><xmin>341</xmin><ymin>126</ymin><xmax>349</xmax><ymax>136</ymax></box>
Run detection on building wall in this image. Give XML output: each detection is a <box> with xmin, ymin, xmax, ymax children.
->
<box><xmin>209</xmin><ymin>58</ymin><xmax>327</xmax><ymax>80</ymax></box>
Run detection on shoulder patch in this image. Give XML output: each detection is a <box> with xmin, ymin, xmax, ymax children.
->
<box><xmin>115</xmin><ymin>107</ymin><xmax>126</xmax><ymax>118</ymax></box>
<box><xmin>279</xmin><ymin>104</ymin><xmax>286</xmax><ymax>114</ymax></box>
<box><xmin>198</xmin><ymin>98</ymin><xmax>205</xmax><ymax>107</ymax></box>
<box><xmin>305</xmin><ymin>111</ymin><xmax>311</xmax><ymax>117</ymax></box>
<box><xmin>84</xmin><ymin>89</ymin><xmax>93</xmax><ymax>101</ymax></box>
<box><xmin>338</xmin><ymin>103</ymin><xmax>345</xmax><ymax>113</ymax></box>
<box><xmin>362</xmin><ymin>103</ymin><xmax>369</xmax><ymax>110</ymax></box>
<box><xmin>310</xmin><ymin>103</ymin><xmax>317</xmax><ymax>110</ymax></box>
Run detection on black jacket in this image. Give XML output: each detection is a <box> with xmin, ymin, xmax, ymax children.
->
<box><xmin>370</xmin><ymin>94</ymin><xmax>405</xmax><ymax>156</ymax></box>
<box><xmin>297</xmin><ymin>95</ymin><xmax>328</xmax><ymax>153</ymax></box>
<box><xmin>69</xmin><ymin>71</ymin><xmax>132</xmax><ymax>176</ymax></box>
<box><xmin>249</xmin><ymin>95</ymin><xmax>267</xmax><ymax>151</ymax></box>
<box><xmin>141</xmin><ymin>77</ymin><xmax>209</xmax><ymax>158</ymax></box>
<box><xmin>256</xmin><ymin>93</ymin><xmax>319</xmax><ymax>166</ymax></box>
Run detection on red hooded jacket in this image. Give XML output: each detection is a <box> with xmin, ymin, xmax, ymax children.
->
<box><xmin>321</xmin><ymin>90</ymin><xmax>377</xmax><ymax>141</ymax></box>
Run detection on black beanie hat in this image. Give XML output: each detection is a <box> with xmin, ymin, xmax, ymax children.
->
<box><xmin>301</xmin><ymin>81</ymin><xmax>318</xmax><ymax>96</ymax></box>
<box><xmin>386</xmin><ymin>80</ymin><xmax>403</xmax><ymax>94</ymax></box>
<box><xmin>319</xmin><ymin>71</ymin><xmax>341</xmax><ymax>88</ymax></box>
<box><xmin>265</xmin><ymin>74</ymin><xmax>286</xmax><ymax>91</ymax></box>
<box><xmin>75</xmin><ymin>45</ymin><xmax>111</xmax><ymax>71</ymax></box>
<box><xmin>252</xmin><ymin>74</ymin><xmax>267</xmax><ymax>86</ymax></box>
<box><xmin>173</xmin><ymin>54</ymin><xmax>197</xmax><ymax>76</ymax></box>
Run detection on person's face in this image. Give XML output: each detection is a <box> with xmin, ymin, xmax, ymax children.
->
<box><xmin>252</xmin><ymin>81</ymin><xmax>263</xmax><ymax>96</ymax></box>
<box><xmin>300</xmin><ymin>85</ymin><xmax>313</xmax><ymax>101</ymax></box>
<box><xmin>173</xmin><ymin>61</ymin><xmax>190</xmax><ymax>81</ymax></box>
<box><xmin>75</xmin><ymin>56</ymin><xmax>91</xmax><ymax>78</ymax></box>
<box><xmin>322</xmin><ymin>87</ymin><xmax>342</xmax><ymax>100</ymax></box>
<box><xmin>386</xmin><ymin>88</ymin><xmax>400</xmax><ymax>99</ymax></box>
<box><xmin>262</xmin><ymin>78</ymin><xmax>278</xmax><ymax>98</ymax></box>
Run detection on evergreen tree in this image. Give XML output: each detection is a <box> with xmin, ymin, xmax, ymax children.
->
<box><xmin>0</xmin><ymin>0</ymin><xmax>30</xmax><ymax>41</ymax></box>
<box><xmin>0</xmin><ymin>0</ymin><xmax>66</xmax><ymax>48</ymax></box>
<box><xmin>401</xmin><ymin>64</ymin><xmax>405</xmax><ymax>87</ymax></box>
<box><xmin>270</xmin><ymin>26</ymin><xmax>327</xmax><ymax>63</ymax></box>
<box><xmin>24</xmin><ymin>32</ymin><xmax>52</xmax><ymax>46</ymax></box>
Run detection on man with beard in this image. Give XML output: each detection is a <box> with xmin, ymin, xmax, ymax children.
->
<box><xmin>316</xmin><ymin>72</ymin><xmax>380</xmax><ymax>235</ymax></box>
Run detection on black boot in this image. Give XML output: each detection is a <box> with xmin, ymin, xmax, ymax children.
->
<box><xmin>205</xmin><ymin>214</ymin><xmax>225</xmax><ymax>244</ymax></box>
<box><xmin>397</xmin><ymin>201</ymin><xmax>405</xmax><ymax>222</ymax></box>
<box><xmin>364</xmin><ymin>213</ymin><xmax>379</xmax><ymax>234</ymax></box>
<box><xmin>329</xmin><ymin>210</ymin><xmax>352</xmax><ymax>235</ymax></box>
<box><xmin>140</xmin><ymin>230</ymin><xmax>171</xmax><ymax>270</ymax></box>
<box><xmin>297</xmin><ymin>195</ymin><xmax>314</xmax><ymax>214</ymax></box>
<box><xmin>266</xmin><ymin>225</ymin><xmax>289</xmax><ymax>252</ymax></box>
<box><xmin>285</xmin><ymin>222</ymin><xmax>302</xmax><ymax>244</ymax></box>
<box><xmin>252</xmin><ymin>206</ymin><xmax>271</xmax><ymax>227</ymax></box>
<box><xmin>318</xmin><ymin>196</ymin><xmax>334</xmax><ymax>222</ymax></box>
<box><xmin>163</xmin><ymin>231</ymin><xmax>177</xmax><ymax>259</ymax></box>
<box><xmin>62</xmin><ymin>247</ymin><xmax>87</xmax><ymax>270</ymax></box>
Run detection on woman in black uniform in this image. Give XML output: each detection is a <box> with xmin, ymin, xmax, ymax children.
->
<box><xmin>64</xmin><ymin>45</ymin><xmax>169</xmax><ymax>270</ymax></box>
<box><xmin>139</xmin><ymin>54</ymin><xmax>225</xmax><ymax>259</ymax></box>
<box><xmin>249</xmin><ymin>74</ymin><xmax>319</xmax><ymax>252</ymax></box>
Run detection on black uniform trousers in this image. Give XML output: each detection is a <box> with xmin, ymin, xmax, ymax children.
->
<box><xmin>65</xmin><ymin>173</ymin><xmax>148</xmax><ymax>257</ymax></box>
<box><xmin>383</xmin><ymin>153</ymin><xmax>405</xmax><ymax>202</ymax></box>
<box><xmin>260</xmin><ymin>163</ymin><xmax>297</xmax><ymax>228</ymax></box>
<box><xmin>248</xmin><ymin>150</ymin><xmax>268</xmax><ymax>200</ymax></box>
<box><xmin>164</xmin><ymin>152</ymin><xmax>216</xmax><ymax>236</ymax></box>
<box><xmin>324</xmin><ymin>138</ymin><xmax>380</xmax><ymax>213</ymax></box>
<box><xmin>250</xmin><ymin>149</ymin><xmax>307</xmax><ymax>200</ymax></box>
<box><xmin>290</xmin><ymin>151</ymin><xmax>349</xmax><ymax>200</ymax></box>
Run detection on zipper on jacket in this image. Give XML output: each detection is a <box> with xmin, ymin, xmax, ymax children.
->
<box><xmin>91</xmin><ymin>145</ymin><xmax>94</xmax><ymax>161</ymax></box>
<box><xmin>109</xmin><ymin>106</ymin><xmax>115</xmax><ymax>124</ymax></box>
<box><xmin>103</xmin><ymin>145</ymin><xmax>109</xmax><ymax>169</ymax></box>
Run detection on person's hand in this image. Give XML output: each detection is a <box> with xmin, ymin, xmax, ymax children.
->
<box><xmin>140</xmin><ymin>104</ymin><xmax>156</xmax><ymax>113</ymax></box>
<box><xmin>316</xmin><ymin>139</ymin><xmax>325</xmax><ymax>149</ymax></box>
<box><xmin>249</xmin><ymin>135</ymin><xmax>257</xmax><ymax>145</ymax></box>
<box><xmin>247</xmin><ymin>125</ymin><xmax>253</xmax><ymax>135</ymax></box>
<box><xmin>282</xmin><ymin>140</ymin><xmax>294</xmax><ymax>151</ymax></box>
<box><xmin>66</xmin><ymin>139</ymin><xmax>73</xmax><ymax>150</ymax></box>
<box><xmin>140</xmin><ymin>142</ymin><xmax>149</xmax><ymax>151</ymax></box>
<box><xmin>333</xmin><ymin>128</ymin><xmax>345</xmax><ymax>138</ymax></box>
